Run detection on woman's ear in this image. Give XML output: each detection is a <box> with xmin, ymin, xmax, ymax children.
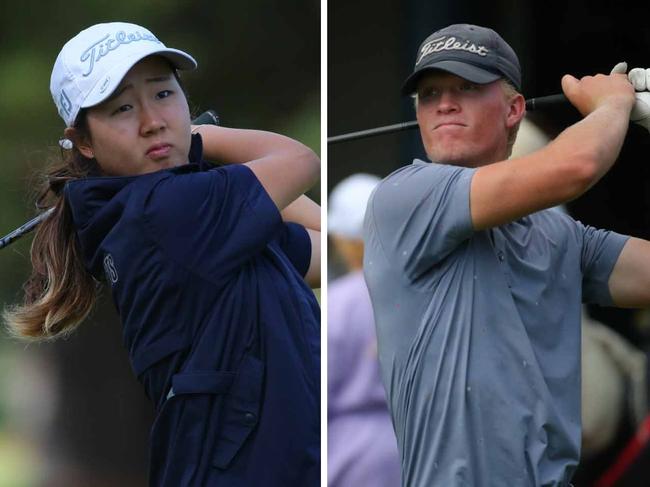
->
<box><xmin>64</xmin><ymin>127</ymin><xmax>94</xmax><ymax>159</ymax></box>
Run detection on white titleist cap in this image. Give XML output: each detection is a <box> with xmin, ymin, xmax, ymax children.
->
<box><xmin>50</xmin><ymin>22</ymin><xmax>197</xmax><ymax>126</ymax></box>
<box><xmin>328</xmin><ymin>173</ymin><xmax>381</xmax><ymax>239</ymax></box>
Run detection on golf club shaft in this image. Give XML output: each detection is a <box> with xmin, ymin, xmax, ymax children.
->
<box><xmin>328</xmin><ymin>93</ymin><xmax>568</xmax><ymax>145</ymax></box>
<box><xmin>0</xmin><ymin>208</ymin><xmax>55</xmax><ymax>250</ymax></box>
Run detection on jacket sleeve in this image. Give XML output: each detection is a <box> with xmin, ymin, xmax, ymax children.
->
<box><xmin>143</xmin><ymin>165</ymin><xmax>282</xmax><ymax>281</ymax></box>
<box><xmin>272</xmin><ymin>222</ymin><xmax>311</xmax><ymax>277</ymax></box>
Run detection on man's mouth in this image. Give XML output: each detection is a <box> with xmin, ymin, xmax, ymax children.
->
<box><xmin>434</xmin><ymin>122</ymin><xmax>466</xmax><ymax>130</ymax></box>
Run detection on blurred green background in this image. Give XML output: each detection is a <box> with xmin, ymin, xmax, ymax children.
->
<box><xmin>0</xmin><ymin>1</ymin><xmax>320</xmax><ymax>485</ymax></box>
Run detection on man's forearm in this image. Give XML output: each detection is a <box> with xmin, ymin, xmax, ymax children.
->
<box><xmin>549</xmin><ymin>102</ymin><xmax>631</xmax><ymax>190</ymax></box>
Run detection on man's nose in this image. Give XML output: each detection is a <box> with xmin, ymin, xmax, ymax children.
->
<box><xmin>436</xmin><ymin>90</ymin><xmax>460</xmax><ymax>113</ymax></box>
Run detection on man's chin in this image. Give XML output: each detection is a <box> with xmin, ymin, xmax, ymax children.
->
<box><xmin>428</xmin><ymin>152</ymin><xmax>470</xmax><ymax>166</ymax></box>
<box><xmin>427</xmin><ymin>148</ymin><xmax>490</xmax><ymax>168</ymax></box>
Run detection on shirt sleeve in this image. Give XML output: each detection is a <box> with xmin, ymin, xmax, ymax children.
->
<box><xmin>143</xmin><ymin>164</ymin><xmax>282</xmax><ymax>281</ymax></box>
<box><xmin>367</xmin><ymin>162</ymin><xmax>476</xmax><ymax>281</ymax></box>
<box><xmin>578</xmin><ymin>221</ymin><xmax>630</xmax><ymax>305</ymax></box>
<box><xmin>272</xmin><ymin>222</ymin><xmax>312</xmax><ymax>277</ymax></box>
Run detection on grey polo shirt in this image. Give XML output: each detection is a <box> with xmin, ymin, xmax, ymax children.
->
<box><xmin>363</xmin><ymin>159</ymin><xmax>629</xmax><ymax>487</ymax></box>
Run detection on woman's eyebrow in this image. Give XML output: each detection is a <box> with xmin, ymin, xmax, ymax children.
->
<box><xmin>104</xmin><ymin>75</ymin><xmax>173</xmax><ymax>103</ymax></box>
<box><xmin>145</xmin><ymin>75</ymin><xmax>172</xmax><ymax>83</ymax></box>
<box><xmin>106</xmin><ymin>84</ymin><xmax>132</xmax><ymax>102</ymax></box>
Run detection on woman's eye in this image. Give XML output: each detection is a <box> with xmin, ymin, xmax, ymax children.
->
<box><xmin>112</xmin><ymin>104</ymin><xmax>132</xmax><ymax>115</ymax></box>
<box><xmin>156</xmin><ymin>90</ymin><xmax>173</xmax><ymax>99</ymax></box>
<box><xmin>460</xmin><ymin>83</ymin><xmax>478</xmax><ymax>92</ymax></box>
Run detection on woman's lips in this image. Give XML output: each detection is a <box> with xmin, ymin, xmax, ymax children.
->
<box><xmin>146</xmin><ymin>144</ymin><xmax>172</xmax><ymax>159</ymax></box>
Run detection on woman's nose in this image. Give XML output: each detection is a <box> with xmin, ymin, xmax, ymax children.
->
<box><xmin>139</xmin><ymin>104</ymin><xmax>165</xmax><ymax>135</ymax></box>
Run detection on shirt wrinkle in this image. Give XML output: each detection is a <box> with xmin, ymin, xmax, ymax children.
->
<box><xmin>363</xmin><ymin>159</ymin><xmax>628</xmax><ymax>487</ymax></box>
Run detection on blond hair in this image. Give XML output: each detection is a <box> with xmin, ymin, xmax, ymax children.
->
<box><xmin>501</xmin><ymin>80</ymin><xmax>523</xmax><ymax>158</ymax></box>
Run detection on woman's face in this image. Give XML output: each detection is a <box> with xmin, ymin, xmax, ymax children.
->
<box><xmin>75</xmin><ymin>56</ymin><xmax>192</xmax><ymax>176</ymax></box>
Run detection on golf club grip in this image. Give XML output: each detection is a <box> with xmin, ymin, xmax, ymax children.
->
<box><xmin>525</xmin><ymin>94</ymin><xmax>568</xmax><ymax>111</ymax></box>
<box><xmin>0</xmin><ymin>110</ymin><xmax>220</xmax><ymax>250</ymax></box>
<box><xmin>192</xmin><ymin>109</ymin><xmax>220</xmax><ymax>126</ymax></box>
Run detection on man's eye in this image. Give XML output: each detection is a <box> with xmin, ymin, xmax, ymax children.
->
<box><xmin>460</xmin><ymin>83</ymin><xmax>478</xmax><ymax>92</ymax></box>
<box><xmin>156</xmin><ymin>90</ymin><xmax>173</xmax><ymax>99</ymax></box>
<box><xmin>418</xmin><ymin>89</ymin><xmax>438</xmax><ymax>100</ymax></box>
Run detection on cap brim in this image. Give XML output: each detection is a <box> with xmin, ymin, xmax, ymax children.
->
<box><xmin>401</xmin><ymin>60</ymin><xmax>501</xmax><ymax>96</ymax></box>
<box><xmin>81</xmin><ymin>47</ymin><xmax>197</xmax><ymax>109</ymax></box>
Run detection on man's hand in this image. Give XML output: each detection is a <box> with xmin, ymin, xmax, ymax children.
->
<box><xmin>626</xmin><ymin>67</ymin><xmax>650</xmax><ymax>132</ymax></box>
<box><xmin>561</xmin><ymin>66</ymin><xmax>635</xmax><ymax>118</ymax></box>
<box><xmin>470</xmin><ymin>64</ymin><xmax>634</xmax><ymax>230</ymax></box>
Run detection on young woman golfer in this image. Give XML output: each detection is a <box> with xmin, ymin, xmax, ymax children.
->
<box><xmin>4</xmin><ymin>21</ymin><xmax>320</xmax><ymax>486</ymax></box>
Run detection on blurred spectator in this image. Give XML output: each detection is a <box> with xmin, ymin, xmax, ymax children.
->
<box><xmin>575</xmin><ymin>312</ymin><xmax>649</xmax><ymax>487</ymax></box>
<box><xmin>328</xmin><ymin>174</ymin><xmax>401</xmax><ymax>487</ymax></box>
<box><xmin>581</xmin><ymin>312</ymin><xmax>647</xmax><ymax>459</ymax></box>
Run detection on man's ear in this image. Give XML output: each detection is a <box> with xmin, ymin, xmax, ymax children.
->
<box><xmin>64</xmin><ymin>127</ymin><xmax>94</xmax><ymax>159</ymax></box>
<box><xmin>506</xmin><ymin>93</ymin><xmax>526</xmax><ymax>129</ymax></box>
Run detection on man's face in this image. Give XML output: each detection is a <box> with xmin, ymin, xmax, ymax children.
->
<box><xmin>415</xmin><ymin>71</ymin><xmax>521</xmax><ymax>167</ymax></box>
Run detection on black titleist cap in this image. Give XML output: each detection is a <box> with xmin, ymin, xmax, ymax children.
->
<box><xmin>401</xmin><ymin>24</ymin><xmax>521</xmax><ymax>96</ymax></box>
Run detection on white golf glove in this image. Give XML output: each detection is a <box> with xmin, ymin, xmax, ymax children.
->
<box><xmin>611</xmin><ymin>62</ymin><xmax>650</xmax><ymax>132</ymax></box>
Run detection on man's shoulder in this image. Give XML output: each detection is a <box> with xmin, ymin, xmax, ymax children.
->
<box><xmin>378</xmin><ymin>159</ymin><xmax>438</xmax><ymax>183</ymax></box>
<box><xmin>369</xmin><ymin>159</ymin><xmax>475</xmax><ymax>221</ymax></box>
<box><xmin>377</xmin><ymin>159</ymin><xmax>474</xmax><ymax>190</ymax></box>
<box><xmin>372</xmin><ymin>160</ymin><xmax>433</xmax><ymax>202</ymax></box>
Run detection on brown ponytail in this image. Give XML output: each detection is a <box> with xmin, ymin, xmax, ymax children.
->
<box><xmin>4</xmin><ymin>111</ymin><xmax>100</xmax><ymax>340</ymax></box>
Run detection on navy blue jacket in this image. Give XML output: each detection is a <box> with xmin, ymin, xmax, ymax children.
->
<box><xmin>64</xmin><ymin>136</ymin><xmax>320</xmax><ymax>486</ymax></box>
